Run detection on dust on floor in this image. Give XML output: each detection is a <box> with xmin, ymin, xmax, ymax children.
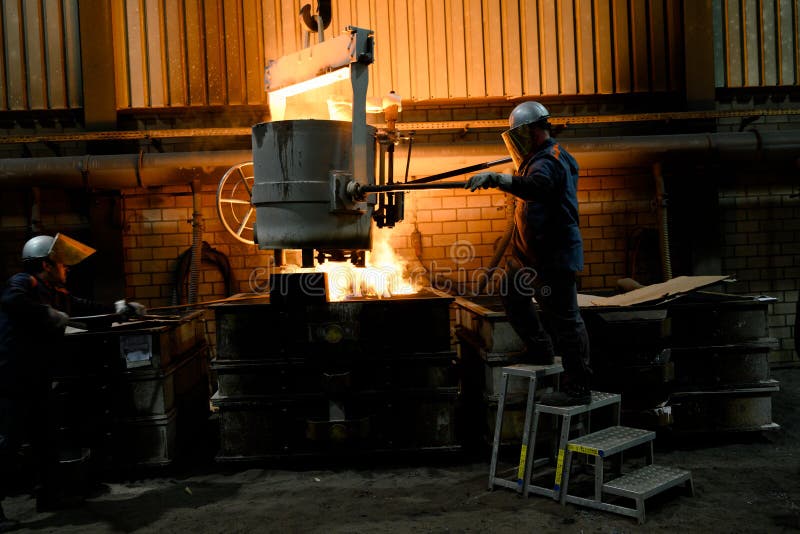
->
<box><xmin>4</xmin><ymin>368</ymin><xmax>799</xmax><ymax>533</ymax></box>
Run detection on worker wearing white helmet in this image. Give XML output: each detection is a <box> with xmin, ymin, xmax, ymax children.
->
<box><xmin>0</xmin><ymin>233</ymin><xmax>144</xmax><ymax>524</ymax></box>
<box><xmin>466</xmin><ymin>101</ymin><xmax>591</xmax><ymax>406</ymax></box>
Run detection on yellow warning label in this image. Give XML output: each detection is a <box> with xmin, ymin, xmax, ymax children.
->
<box><xmin>568</xmin><ymin>444</ymin><xmax>600</xmax><ymax>456</ymax></box>
<box><xmin>517</xmin><ymin>445</ymin><xmax>528</xmax><ymax>480</ymax></box>
<box><xmin>554</xmin><ymin>449</ymin><xmax>565</xmax><ymax>489</ymax></box>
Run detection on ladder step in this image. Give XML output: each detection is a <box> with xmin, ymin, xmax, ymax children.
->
<box><xmin>535</xmin><ymin>391</ymin><xmax>621</xmax><ymax>416</ymax></box>
<box><xmin>502</xmin><ymin>360</ymin><xmax>564</xmax><ymax>378</ymax></box>
<box><xmin>603</xmin><ymin>464</ymin><xmax>692</xmax><ymax>500</ymax></box>
<box><xmin>567</xmin><ymin>426</ymin><xmax>655</xmax><ymax>457</ymax></box>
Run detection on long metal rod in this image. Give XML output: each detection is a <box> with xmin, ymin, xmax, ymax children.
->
<box><xmin>359</xmin><ymin>181</ymin><xmax>467</xmax><ymax>193</ymax></box>
<box><xmin>149</xmin><ymin>293</ymin><xmax>268</xmax><ymax>311</ymax></box>
<box><xmin>405</xmin><ymin>157</ymin><xmax>512</xmax><ymax>184</ymax></box>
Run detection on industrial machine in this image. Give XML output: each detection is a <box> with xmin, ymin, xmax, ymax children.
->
<box><xmin>211</xmin><ymin>23</ymin><xmax>474</xmax><ymax>458</ymax></box>
<box><xmin>217</xmin><ymin>26</ymin><xmax>396</xmax><ymax>266</ymax></box>
<box><xmin>215</xmin><ymin>24</ymin><xmax>505</xmax><ymax>267</ymax></box>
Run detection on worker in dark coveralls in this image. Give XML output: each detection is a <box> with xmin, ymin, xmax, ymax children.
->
<box><xmin>466</xmin><ymin>101</ymin><xmax>592</xmax><ymax>406</ymax></box>
<box><xmin>0</xmin><ymin>233</ymin><xmax>143</xmax><ymax>529</ymax></box>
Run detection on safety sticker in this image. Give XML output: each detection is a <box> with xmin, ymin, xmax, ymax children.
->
<box><xmin>553</xmin><ymin>449</ymin><xmax>565</xmax><ymax>490</ymax></box>
<box><xmin>568</xmin><ymin>444</ymin><xmax>601</xmax><ymax>456</ymax></box>
<box><xmin>517</xmin><ymin>444</ymin><xmax>528</xmax><ymax>481</ymax></box>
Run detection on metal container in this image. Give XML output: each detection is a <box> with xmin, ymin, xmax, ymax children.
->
<box><xmin>112</xmin><ymin>345</ymin><xmax>210</xmax><ymax>417</ymax></box>
<box><xmin>61</xmin><ymin>311</ymin><xmax>206</xmax><ymax>373</ymax></box>
<box><xmin>211</xmin><ymin>289</ymin><xmax>458</xmax><ymax>458</ymax></box>
<box><xmin>214</xmin><ymin>289</ymin><xmax>454</xmax><ymax>360</ymax></box>
<box><xmin>454</xmin><ymin>296</ymin><xmax>561</xmax><ymax>447</ymax></box>
<box><xmin>56</xmin><ymin>312</ymin><xmax>210</xmax><ymax>467</ymax></box>
<box><xmin>668</xmin><ymin>382</ymin><xmax>780</xmax><ymax>433</ymax></box>
<box><xmin>668</xmin><ymin>297</ymin><xmax>770</xmax><ymax>346</ymax></box>
<box><xmin>213</xmin><ymin>352</ymin><xmax>457</xmax><ymax>398</ymax></box>
<box><xmin>670</xmin><ymin>341</ymin><xmax>775</xmax><ymax>390</ymax></box>
<box><xmin>582</xmin><ymin>308</ymin><xmax>670</xmax><ymax>353</ymax></box>
<box><xmin>251</xmin><ymin>120</ymin><xmax>376</xmax><ymax>250</ymax></box>
<box><xmin>112</xmin><ymin>409</ymin><xmax>177</xmax><ymax>466</ymax></box>
<box><xmin>212</xmin><ymin>389</ymin><xmax>459</xmax><ymax>460</ymax></box>
<box><xmin>453</xmin><ymin>296</ymin><xmax>525</xmax><ymax>355</ymax></box>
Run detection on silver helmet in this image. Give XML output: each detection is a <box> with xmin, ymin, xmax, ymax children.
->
<box><xmin>501</xmin><ymin>101</ymin><xmax>551</xmax><ymax>168</ymax></box>
<box><xmin>21</xmin><ymin>233</ymin><xmax>95</xmax><ymax>266</ymax></box>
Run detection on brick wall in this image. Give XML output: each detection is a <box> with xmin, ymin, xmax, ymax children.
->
<box><xmin>385</xmin><ymin>167</ymin><xmax>659</xmax><ymax>294</ymax></box>
<box><xmin>0</xmin><ymin>99</ymin><xmax>792</xmax><ymax>365</ymax></box>
<box><xmin>114</xmin><ymin>140</ymin><xmax>798</xmax><ymax>367</ymax></box>
<box><xmin>120</xmin><ymin>183</ymin><xmax>280</xmax><ymax>351</ymax></box>
<box><xmin>719</xmin><ymin>175</ymin><xmax>800</xmax><ymax>362</ymax></box>
<box><xmin>0</xmin><ymin>188</ymin><xmax>96</xmax><ymax>293</ymax></box>
<box><xmin>121</xmin><ymin>184</ymin><xmax>275</xmax><ymax>305</ymax></box>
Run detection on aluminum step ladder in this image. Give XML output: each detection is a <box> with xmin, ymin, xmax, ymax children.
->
<box><xmin>523</xmin><ymin>391</ymin><xmax>622</xmax><ymax>500</ymax></box>
<box><xmin>559</xmin><ymin>425</ymin><xmax>694</xmax><ymax>524</ymax></box>
<box><xmin>487</xmin><ymin>361</ymin><xmax>563</xmax><ymax>493</ymax></box>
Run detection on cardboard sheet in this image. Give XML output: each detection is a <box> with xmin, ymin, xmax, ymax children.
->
<box><xmin>578</xmin><ymin>275</ymin><xmax>731</xmax><ymax>308</ymax></box>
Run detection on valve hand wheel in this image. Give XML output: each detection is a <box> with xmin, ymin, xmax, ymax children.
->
<box><xmin>216</xmin><ymin>161</ymin><xmax>256</xmax><ymax>245</ymax></box>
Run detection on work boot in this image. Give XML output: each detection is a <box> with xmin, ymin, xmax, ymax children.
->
<box><xmin>0</xmin><ymin>502</ymin><xmax>19</xmax><ymax>532</ymax></box>
<box><xmin>539</xmin><ymin>386</ymin><xmax>591</xmax><ymax>407</ymax></box>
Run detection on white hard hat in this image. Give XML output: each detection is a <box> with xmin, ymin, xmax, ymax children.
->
<box><xmin>21</xmin><ymin>233</ymin><xmax>95</xmax><ymax>265</ymax></box>
<box><xmin>508</xmin><ymin>101</ymin><xmax>550</xmax><ymax>129</ymax></box>
<box><xmin>22</xmin><ymin>235</ymin><xmax>55</xmax><ymax>261</ymax></box>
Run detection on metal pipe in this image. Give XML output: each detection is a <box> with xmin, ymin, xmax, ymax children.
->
<box><xmin>0</xmin><ymin>150</ymin><xmax>252</xmax><ymax>188</ymax></box>
<box><xmin>0</xmin><ymin>130</ymin><xmax>797</xmax><ymax>189</ymax></box>
<box><xmin>653</xmin><ymin>162</ymin><xmax>672</xmax><ymax>281</ymax></box>
<box><xmin>404</xmin><ymin>131</ymin><xmax>800</xmax><ymax>177</ymax></box>
<box><xmin>477</xmin><ymin>196</ymin><xmax>516</xmax><ymax>295</ymax></box>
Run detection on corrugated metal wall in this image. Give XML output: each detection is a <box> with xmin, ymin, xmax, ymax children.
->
<box><xmin>362</xmin><ymin>0</ymin><xmax>686</xmax><ymax>100</ymax></box>
<box><xmin>111</xmin><ymin>0</ymin><xmax>266</xmax><ymax>108</ymax></box>
<box><xmin>0</xmin><ymin>0</ymin><xmax>82</xmax><ymax>111</ymax></box>
<box><xmin>714</xmin><ymin>0</ymin><xmax>800</xmax><ymax>87</ymax></box>
<box><xmin>112</xmin><ymin>0</ymin><xmax>687</xmax><ymax>109</ymax></box>
<box><xmin>7</xmin><ymin>0</ymin><xmax>798</xmax><ymax>113</ymax></box>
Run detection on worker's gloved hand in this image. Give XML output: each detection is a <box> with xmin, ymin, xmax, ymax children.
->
<box><xmin>115</xmin><ymin>299</ymin><xmax>147</xmax><ymax>319</ymax></box>
<box><xmin>127</xmin><ymin>302</ymin><xmax>147</xmax><ymax>317</ymax></box>
<box><xmin>47</xmin><ymin>307</ymin><xmax>69</xmax><ymax>330</ymax></box>
<box><xmin>465</xmin><ymin>172</ymin><xmax>512</xmax><ymax>192</ymax></box>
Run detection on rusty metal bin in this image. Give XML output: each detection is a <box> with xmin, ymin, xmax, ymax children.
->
<box><xmin>112</xmin><ymin>409</ymin><xmax>177</xmax><ymax>466</ymax></box>
<box><xmin>56</xmin><ymin>312</ymin><xmax>211</xmax><ymax>468</ymax></box>
<box><xmin>112</xmin><ymin>345</ymin><xmax>210</xmax><ymax>417</ymax></box>
<box><xmin>61</xmin><ymin>311</ymin><xmax>206</xmax><ymax>373</ymax></box>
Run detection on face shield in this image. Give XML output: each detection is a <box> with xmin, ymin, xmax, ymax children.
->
<box><xmin>501</xmin><ymin>123</ymin><xmax>537</xmax><ymax>170</ymax></box>
<box><xmin>49</xmin><ymin>233</ymin><xmax>96</xmax><ymax>266</ymax></box>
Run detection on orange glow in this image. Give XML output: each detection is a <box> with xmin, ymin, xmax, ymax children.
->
<box><xmin>269</xmin><ymin>68</ymin><xmax>353</xmax><ymax>121</ymax></box>
<box><xmin>283</xmin><ymin>230</ymin><xmax>417</xmax><ymax>301</ymax></box>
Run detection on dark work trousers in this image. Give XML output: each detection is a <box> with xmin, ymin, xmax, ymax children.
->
<box><xmin>0</xmin><ymin>397</ymin><xmax>27</xmax><ymax>499</ymax></box>
<box><xmin>0</xmin><ymin>395</ymin><xmax>50</xmax><ymax>500</ymax></box>
<box><xmin>501</xmin><ymin>262</ymin><xmax>591</xmax><ymax>391</ymax></box>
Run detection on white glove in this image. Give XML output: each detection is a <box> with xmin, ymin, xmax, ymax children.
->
<box><xmin>115</xmin><ymin>300</ymin><xmax>147</xmax><ymax>318</ymax></box>
<box><xmin>47</xmin><ymin>307</ymin><xmax>69</xmax><ymax>330</ymax></box>
<box><xmin>128</xmin><ymin>302</ymin><xmax>147</xmax><ymax>317</ymax></box>
<box><xmin>465</xmin><ymin>172</ymin><xmax>512</xmax><ymax>192</ymax></box>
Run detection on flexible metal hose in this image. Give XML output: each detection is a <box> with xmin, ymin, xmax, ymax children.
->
<box><xmin>477</xmin><ymin>195</ymin><xmax>516</xmax><ymax>295</ymax></box>
<box><xmin>654</xmin><ymin>162</ymin><xmax>673</xmax><ymax>281</ymax></box>
<box><xmin>189</xmin><ymin>180</ymin><xmax>202</xmax><ymax>305</ymax></box>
